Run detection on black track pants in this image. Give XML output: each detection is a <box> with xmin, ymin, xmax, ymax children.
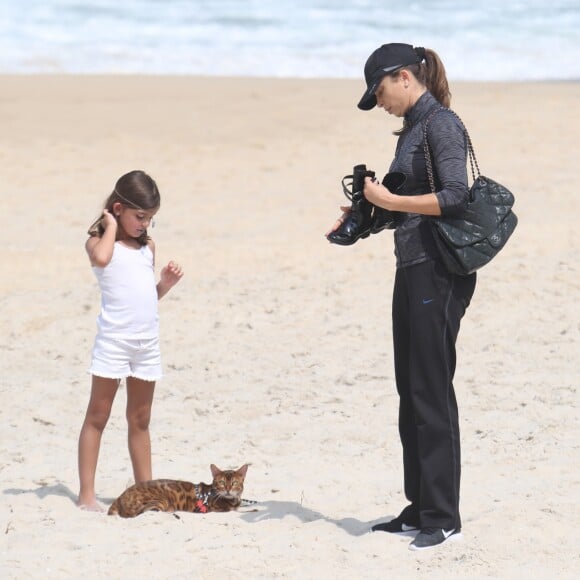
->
<box><xmin>392</xmin><ymin>259</ymin><xmax>476</xmax><ymax>530</ymax></box>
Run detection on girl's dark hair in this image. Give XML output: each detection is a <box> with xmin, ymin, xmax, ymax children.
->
<box><xmin>88</xmin><ymin>170</ymin><xmax>160</xmax><ymax>246</ymax></box>
<box><xmin>394</xmin><ymin>48</ymin><xmax>451</xmax><ymax>135</ymax></box>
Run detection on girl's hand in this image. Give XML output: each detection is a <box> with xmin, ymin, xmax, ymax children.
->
<box><xmin>86</xmin><ymin>209</ymin><xmax>118</xmax><ymax>267</ymax></box>
<box><xmin>325</xmin><ymin>205</ymin><xmax>351</xmax><ymax>237</ymax></box>
<box><xmin>160</xmin><ymin>261</ymin><xmax>184</xmax><ymax>289</ymax></box>
<box><xmin>100</xmin><ymin>208</ymin><xmax>118</xmax><ymax>230</ymax></box>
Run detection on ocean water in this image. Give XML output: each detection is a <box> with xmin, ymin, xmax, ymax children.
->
<box><xmin>0</xmin><ymin>0</ymin><xmax>578</xmax><ymax>80</ymax></box>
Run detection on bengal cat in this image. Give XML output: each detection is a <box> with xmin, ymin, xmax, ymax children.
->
<box><xmin>108</xmin><ymin>464</ymin><xmax>249</xmax><ymax>518</ymax></box>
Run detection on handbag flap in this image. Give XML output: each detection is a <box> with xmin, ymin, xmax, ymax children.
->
<box><xmin>473</xmin><ymin>176</ymin><xmax>515</xmax><ymax>209</ymax></box>
<box><xmin>433</xmin><ymin>176</ymin><xmax>516</xmax><ymax>248</ymax></box>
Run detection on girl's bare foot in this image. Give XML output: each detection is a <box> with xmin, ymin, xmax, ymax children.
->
<box><xmin>77</xmin><ymin>497</ymin><xmax>105</xmax><ymax>512</ymax></box>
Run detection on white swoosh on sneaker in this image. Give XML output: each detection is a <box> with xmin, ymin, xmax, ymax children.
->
<box><xmin>402</xmin><ymin>523</ymin><xmax>417</xmax><ymax>531</ymax></box>
<box><xmin>442</xmin><ymin>528</ymin><xmax>456</xmax><ymax>539</ymax></box>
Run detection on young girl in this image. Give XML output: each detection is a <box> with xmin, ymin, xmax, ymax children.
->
<box><xmin>77</xmin><ymin>170</ymin><xmax>183</xmax><ymax>510</ymax></box>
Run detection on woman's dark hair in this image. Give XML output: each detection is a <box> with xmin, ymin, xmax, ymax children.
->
<box><xmin>88</xmin><ymin>170</ymin><xmax>160</xmax><ymax>246</ymax></box>
<box><xmin>394</xmin><ymin>48</ymin><xmax>451</xmax><ymax>135</ymax></box>
<box><xmin>407</xmin><ymin>48</ymin><xmax>451</xmax><ymax>108</ymax></box>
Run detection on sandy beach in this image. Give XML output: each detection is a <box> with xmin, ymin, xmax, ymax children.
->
<box><xmin>0</xmin><ymin>75</ymin><xmax>578</xmax><ymax>579</ymax></box>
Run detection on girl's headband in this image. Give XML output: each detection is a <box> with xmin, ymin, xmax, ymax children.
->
<box><xmin>114</xmin><ymin>189</ymin><xmax>144</xmax><ymax>210</ymax></box>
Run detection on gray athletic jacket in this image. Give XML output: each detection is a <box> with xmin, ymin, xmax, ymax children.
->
<box><xmin>388</xmin><ymin>91</ymin><xmax>469</xmax><ymax>268</ymax></box>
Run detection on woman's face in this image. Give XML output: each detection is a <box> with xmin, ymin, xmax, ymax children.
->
<box><xmin>374</xmin><ymin>74</ymin><xmax>409</xmax><ymax>117</ymax></box>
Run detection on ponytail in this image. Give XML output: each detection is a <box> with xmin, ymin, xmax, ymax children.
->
<box><xmin>411</xmin><ymin>48</ymin><xmax>451</xmax><ymax>108</ymax></box>
<box><xmin>392</xmin><ymin>48</ymin><xmax>451</xmax><ymax>135</ymax></box>
<box><xmin>396</xmin><ymin>48</ymin><xmax>451</xmax><ymax>108</ymax></box>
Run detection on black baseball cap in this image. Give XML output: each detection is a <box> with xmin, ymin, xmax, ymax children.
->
<box><xmin>358</xmin><ymin>43</ymin><xmax>425</xmax><ymax>110</ymax></box>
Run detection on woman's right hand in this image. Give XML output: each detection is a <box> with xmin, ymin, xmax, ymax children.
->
<box><xmin>325</xmin><ymin>205</ymin><xmax>351</xmax><ymax>237</ymax></box>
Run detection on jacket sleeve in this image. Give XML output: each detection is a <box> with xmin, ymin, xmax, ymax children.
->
<box><xmin>427</xmin><ymin>111</ymin><xmax>469</xmax><ymax>217</ymax></box>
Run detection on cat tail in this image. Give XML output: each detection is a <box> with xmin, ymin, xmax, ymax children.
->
<box><xmin>107</xmin><ymin>500</ymin><xmax>120</xmax><ymax>516</ymax></box>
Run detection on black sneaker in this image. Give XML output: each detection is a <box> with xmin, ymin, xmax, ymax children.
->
<box><xmin>371</xmin><ymin>515</ymin><xmax>419</xmax><ymax>534</ymax></box>
<box><xmin>408</xmin><ymin>527</ymin><xmax>461</xmax><ymax>551</ymax></box>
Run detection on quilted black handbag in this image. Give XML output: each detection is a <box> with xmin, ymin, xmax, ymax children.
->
<box><xmin>423</xmin><ymin>108</ymin><xmax>518</xmax><ymax>276</ymax></box>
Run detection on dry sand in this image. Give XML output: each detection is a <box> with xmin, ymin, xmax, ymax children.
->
<box><xmin>0</xmin><ymin>76</ymin><xmax>578</xmax><ymax>579</ymax></box>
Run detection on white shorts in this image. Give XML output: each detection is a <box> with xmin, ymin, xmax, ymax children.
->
<box><xmin>89</xmin><ymin>335</ymin><xmax>162</xmax><ymax>382</ymax></box>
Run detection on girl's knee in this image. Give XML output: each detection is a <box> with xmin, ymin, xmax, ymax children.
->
<box><xmin>126</xmin><ymin>408</ymin><xmax>151</xmax><ymax>431</ymax></box>
<box><xmin>85</xmin><ymin>409</ymin><xmax>111</xmax><ymax>432</ymax></box>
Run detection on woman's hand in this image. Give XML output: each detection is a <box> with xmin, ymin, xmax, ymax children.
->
<box><xmin>363</xmin><ymin>176</ymin><xmax>394</xmax><ymax>209</ymax></box>
<box><xmin>325</xmin><ymin>205</ymin><xmax>351</xmax><ymax>237</ymax></box>
<box><xmin>365</xmin><ymin>176</ymin><xmax>442</xmax><ymax>216</ymax></box>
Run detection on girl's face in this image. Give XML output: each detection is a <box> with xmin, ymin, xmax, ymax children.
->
<box><xmin>114</xmin><ymin>203</ymin><xmax>159</xmax><ymax>239</ymax></box>
<box><xmin>374</xmin><ymin>73</ymin><xmax>409</xmax><ymax>117</ymax></box>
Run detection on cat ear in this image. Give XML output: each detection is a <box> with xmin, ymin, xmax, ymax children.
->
<box><xmin>210</xmin><ymin>464</ymin><xmax>221</xmax><ymax>477</ymax></box>
<box><xmin>237</xmin><ymin>464</ymin><xmax>249</xmax><ymax>477</ymax></box>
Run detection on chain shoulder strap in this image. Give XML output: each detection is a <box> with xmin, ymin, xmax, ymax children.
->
<box><xmin>422</xmin><ymin>107</ymin><xmax>480</xmax><ymax>192</ymax></box>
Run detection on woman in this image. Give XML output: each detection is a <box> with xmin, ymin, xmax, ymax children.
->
<box><xmin>332</xmin><ymin>43</ymin><xmax>477</xmax><ymax>550</ymax></box>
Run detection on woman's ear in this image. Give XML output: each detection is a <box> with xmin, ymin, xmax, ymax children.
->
<box><xmin>399</xmin><ymin>69</ymin><xmax>411</xmax><ymax>85</ymax></box>
<box><xmin>112</xmin><ymin>202</ymin><xmax>122</xmax><ymax>217</ymax></box>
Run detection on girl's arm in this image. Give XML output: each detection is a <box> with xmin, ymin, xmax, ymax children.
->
<box><xmin>85</xmin><ymin>210</ymin><xmax>117</xmax><ymax>267</ymax></box>
<box><xmin>150</xmin><ymin>239</ymin><xmax>184</xmax><ymax>299</ymax></box>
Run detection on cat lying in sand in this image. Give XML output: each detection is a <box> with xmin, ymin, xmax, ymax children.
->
<box><xmin>108</xmin><ymin>464</ymin><xmax>249</xmax><ymax>518</ymax></box>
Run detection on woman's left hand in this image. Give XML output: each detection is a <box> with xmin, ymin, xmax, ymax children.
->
<box><xmin>363</xmin><ymin>176</ymin><xmax>393</xmax><ymax>209</ymax></box>
<box><xmin>365</xmin><ymin>176</ymin><xmax>443</xmax><ymax>216</ymax></box>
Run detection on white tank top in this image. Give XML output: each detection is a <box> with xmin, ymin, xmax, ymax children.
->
<box><xmin>93</xmin><ymin>242</ymin><xmax>159</xmax><ymax>339</ymax></box>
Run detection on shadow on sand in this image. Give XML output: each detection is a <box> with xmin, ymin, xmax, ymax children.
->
<box><xmin>3</xmin><ymin>482</ymin><xmax>115</xmax><ymax>506</ymax></box>
<box><xmin>240</xmin><ymin>499</ymin><xmax>395</xmax><ymax>537</ymax></box>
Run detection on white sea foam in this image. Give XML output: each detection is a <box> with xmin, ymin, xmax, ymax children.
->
<box><xmin>0</xmin><ymin>0</ymin><xmax>578</xmax><ymax>80</ymax></box>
